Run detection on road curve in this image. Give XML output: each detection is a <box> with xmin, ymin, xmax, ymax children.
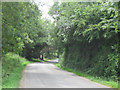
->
<box><xmin>19</xmin><ymin>60</ymin><xmax>113</xmax><ymax>88</ymax></box>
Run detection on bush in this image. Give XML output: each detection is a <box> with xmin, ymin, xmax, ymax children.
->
<box><xmin>60</xmin><ymin>39</ymin><xmax>118</xmax><ymax>81</ymax></box>
<box><xmin>2</xmin><ymin>53</ymin><xmax>27</xmax><ymax>79</ymax></box>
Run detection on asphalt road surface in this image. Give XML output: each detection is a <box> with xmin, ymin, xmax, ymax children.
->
<box><xmin>19</xmin><ymin>59</ymin><xmax>113</xmax><ymax>88</ymax></box>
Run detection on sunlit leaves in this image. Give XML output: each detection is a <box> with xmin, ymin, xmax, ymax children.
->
<box><xmin>2</xmin><ymin>2</ymin><xmax>43</xmax><ymax>55</ymax></box>
<box><xmin>48</xmin><ymin>1</ymin><xmax>119</xmax><ymax>80</ymax></box>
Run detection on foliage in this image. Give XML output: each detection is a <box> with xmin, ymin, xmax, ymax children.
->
<box><xmin>49</xmin><ymin>2</ymin><xmax>119</xmax><ymax>81</ymax></box>
<box><xmin>2</xmin><ymin>53</ymin><xmax>27</xmax><ymax>80</ymax></box>
<box><xmin>2</xmin><ymin>53</ymin><xmax>31</xmax><ymax>88</ymax></box>
<box><xmin>2</xmin><ymin>1</ymin><xmax>119</xmax><ymax>86</ymax></box>
<box><xmin>2</xmin><ymin>2</ymin><xmax>50</xmax><ymax>59</ymax></box>
<box><xmin>2</xmin><ymin>64</ymin><xmax>26</xmax><ymax>88</ymax></box>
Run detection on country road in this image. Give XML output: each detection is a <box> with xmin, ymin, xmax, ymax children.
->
<box><xmin>19</xmin><ymin>59</ymin><xmax>113</xmax><ymax>88</ymax></box>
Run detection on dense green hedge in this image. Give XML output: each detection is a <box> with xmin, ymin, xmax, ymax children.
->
<box><xmin>61</xmin><ymin>38</ymin><xmax>118</xmax><ymax>81</ymax></box>
<box><xmin>49</xmin><ymin>2</ymin><xmax>119</xmax><ymax>81</ymax></box>
<box><xmin>2</xmin><ymin>53</ymin><xmax>27</xmax><ymax>79</ymax></box>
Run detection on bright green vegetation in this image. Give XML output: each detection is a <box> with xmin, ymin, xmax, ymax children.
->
<box><xmin>2</xmin><ymin>2</ymin><xmax>56</xmax><ymax>88</ymax></box>
<box><xmin>2</xmin><ymin>64</ymin><xmax>26</xmax><ymax>88</ymax></box>
<box><xmin>2</xmin><ymin>2</ymin><xmax>56</xmax><ymax>60</ymax></box>
<box><xmin>49</xmin><ymin>2</ymin><xmax>119</xmax><ymax>82</ymax></box>
<box><xmin>2</xmin><ymin>53</ymin><xmax>31</xmax><ymax>88</ymax></box>
<box><xmin>32</xmin><ymin>58</ymin><xmax>47</xmax><ymax>62</ymax></box>
<box><xmin>55</xmin><ymin>63</ymin><xmax>118</xmax><ymax>88</ymax></box>
<box><xmin>2</xmin><ymin>1</ymin><xmax>119</xmax><ymax>88</ymax></box>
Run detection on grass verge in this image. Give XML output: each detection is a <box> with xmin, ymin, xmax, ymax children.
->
<box><xmin>55</xmin><ymin>63</ymin><xmax>118</xmax><ymax>88</ymax></box>
<box><xmin>2</xmin><ymin>61</ymin><xmax>31</xmax><ymax>88</ymax></box>
<box><xmin>31</xmin><ymin>58</ymin><xmax>56</xmax><ymax>62</ymax></box>
<box><xmin>31</xmin><ymin>58</ymin><xmax>49</xmax><ymax>62</ymax></box>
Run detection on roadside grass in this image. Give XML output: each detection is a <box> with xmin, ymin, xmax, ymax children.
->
<box><xmin>44</xmin><ymin>58</ymin><xmax>50</xmax><ymax>61</ymax></box>
<box><xmin>55</xmin><ymin>63</ymin><xmax>118</xmax><ymax>88</ymax></box>
<box><xmin>2</xmin><ymin>61</ymin><xmax>31</xmax><ymax>88</ymax></box>
<box><xmin>31</xmin><ymin>58</ymin><xmax>57</xmax><ymax>62</ymax></box>
<box><xmin>31</xmin><ymin>58</ymin><xmax>45</xmax><ymax>62</ymax></box>
<box><xmin>32</xmin><ymin>58</ymin><xmax>50</xmax><ymax>62</ymax></box>
<box><xmin>44</xmin><ymin>57</ymin><xmax>58</xmax><ymax>61</ymax></box>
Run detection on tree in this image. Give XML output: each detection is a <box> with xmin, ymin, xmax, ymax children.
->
<box><xmin>48</xmin><ymin>1</ymin><xmax>119</xmax><ymax>80</ymax></box>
